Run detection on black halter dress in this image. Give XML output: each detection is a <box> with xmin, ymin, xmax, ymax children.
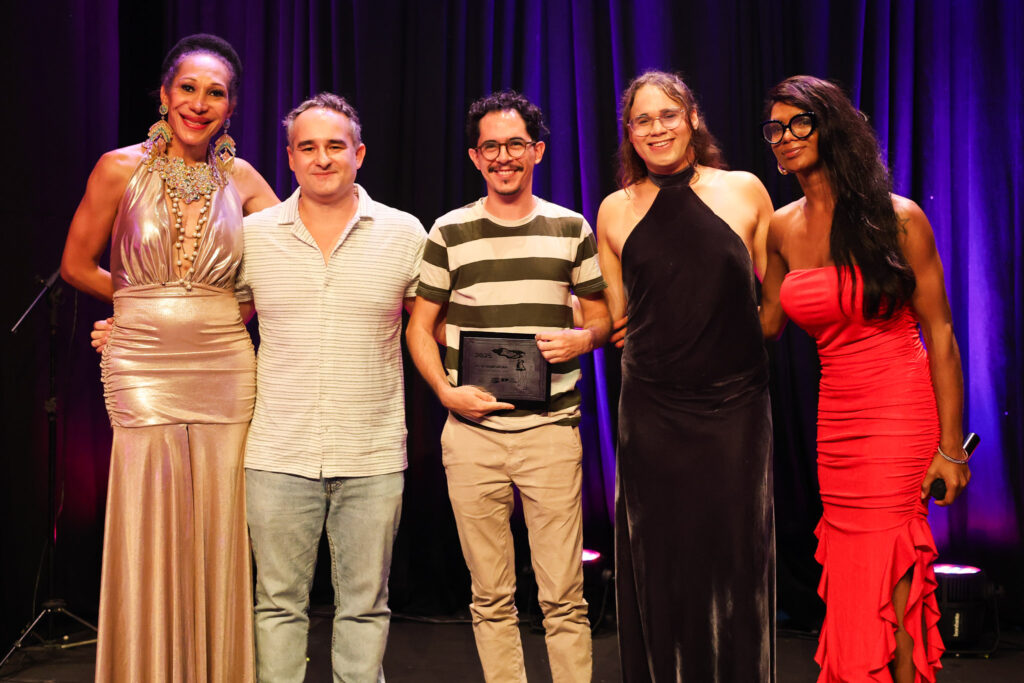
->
<box><xmin>616</xmin><ymin>166</ymin><xmax>775</xmax><ymax>682</ymax></box>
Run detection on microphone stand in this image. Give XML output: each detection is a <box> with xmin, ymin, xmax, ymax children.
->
<box><xmin>1</xmin><ymin>269</ymin><xmax>97</xmax><ymax>671</ymax></box>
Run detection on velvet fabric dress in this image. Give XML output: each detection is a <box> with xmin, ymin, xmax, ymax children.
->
<box><xmin>95</xmin><ymin>156</ymin><xmax>256</xmax><ymax>682</ymax></box>
<box><xmin>616</xmin><ymin>167</ymin><xmax>775</xmax><ymax>682</ymax></box>
<box><xmin>780</xmin><ymin>266</ymin><xmax>943</xmax><ymax>683</ymax></box>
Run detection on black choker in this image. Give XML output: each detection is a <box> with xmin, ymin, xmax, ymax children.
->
<box><xmin>648</xmin><ymin>165</ymin><xmax>696</xmax><ymax>189</ymax></box>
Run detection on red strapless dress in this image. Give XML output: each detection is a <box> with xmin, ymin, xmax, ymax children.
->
<box><xmin>780</xmin><ymin>267</ymin><xmax>944</xmax><ymax>682</ymax></box>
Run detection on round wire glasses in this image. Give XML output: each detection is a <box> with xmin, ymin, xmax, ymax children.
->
<box><xmin>476</xmin><ymin>138</ymin><xmax>536</xmax><ymax>161</ymax></box>
<box><xmin>627</xmin><ymin>108</ymin><xmax>685</xmax><ymax>137</ymax></box>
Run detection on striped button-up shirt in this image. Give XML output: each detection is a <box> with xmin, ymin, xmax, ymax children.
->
<box><xmin>236</xmin><ymin>186</ymin><xmax>426</xmax><ymax>477</ymax></box>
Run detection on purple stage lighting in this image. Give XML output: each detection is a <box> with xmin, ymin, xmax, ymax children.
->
<box><xmin>934</xmin><ymin>564</ymin><xmax>982</xmax><ymax>576</ymax></box>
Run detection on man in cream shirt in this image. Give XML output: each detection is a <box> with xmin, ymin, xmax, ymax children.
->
<box><xmin>237</xmin><ymin>92</ymin><xmax>425</xmax><ymax>683</ymax></box>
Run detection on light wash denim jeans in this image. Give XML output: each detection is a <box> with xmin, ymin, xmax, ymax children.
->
<box><xmin>246</xmin><ymin>468</ymin><xmax>404</xmax><ymax>683</ymax></box>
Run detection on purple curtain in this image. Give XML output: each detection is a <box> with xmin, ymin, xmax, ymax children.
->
<box><xmin>4</xmin><ymin>0</ymin><xmax>1022</xmax><ymax>638</ymax></box>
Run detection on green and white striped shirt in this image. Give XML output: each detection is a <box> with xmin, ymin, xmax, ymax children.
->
<box><xmin>418</xmin><ymin>197</ymin><xmax>606</xmax><ymax>431</ymax></box>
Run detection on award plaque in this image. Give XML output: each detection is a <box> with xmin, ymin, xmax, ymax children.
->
<box><xmin>457</xmin><ymin>331</ymin><xmax>551</xmax><ymax>409</ymax></box>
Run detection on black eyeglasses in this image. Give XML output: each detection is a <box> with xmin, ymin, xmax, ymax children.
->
<box><xmin>627</xmin><ymin>108</ymin><xmax>685</xmax><ymax>137</ymax></box>
<box><xmin>476</xmin><ymin>138</ymin><xmax>536</xmax><ymax>161</ymax></box>
<box><xmin>761</xmin><ymin>112</ymin><xmax>817</xmax><ymax>144</ymax></box>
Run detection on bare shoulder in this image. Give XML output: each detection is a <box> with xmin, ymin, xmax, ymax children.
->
<box><xmin>231</xmin><ymin>157</ymin><xmax>278</xmax><ymax>213</ymax></box>
<box><xmin>598</xmin><ymin>187</ymin><xmax>630</xmax><ymax>215</ymax></box>
<box><xmin>770</xmin><ymin>197</ymin><xmax>805</xmax><ymax>233</ymax></box>
<box><xmin>103</xmin><ymin>143</ymin><xmax>146</xmax><ymax>165</ymax></box>
<box><xmin>82</xmin><ymin>144</ymin><xmax>145</xmax><ymax>206</ymax></box>
<box><xmin>95</xmin><ymin>144</ymin><xmax>145</xmax><ymax>183</ymax></box>
<box><xmin>708</xmin><ymin>167</ymin><xmax>766</xmax><ymax>193</ymax></box>
<box><xmin>231</xmin><ymin>156</ymin><xmax>259</xmax><ymax>180</ymax></box>
<box><xmin>597</xmin><ymin>187</ymin><xmax>642</xmax><ymax>256</ymax></box>
<box><xmin>230</xmin><ymin>157</ymin><xmax>263</xmax><ymax>192</ymax></box>
<box><xmin>773</xmin><ymin>197</ymin><xmax>803</xmax><ymax>221</ymax></box>
<box><xmin>892</xmin><ymin>193</ymin><xmax>934</xmax><ymax>239</ymax></box>
<box><xmin>892</xmin><ymin>194</ymin><xmax>937</xmax><ymax>257</ymax></box>
<box><xmin>597</xmin><ymin>187</ymin><xmax>635</xmax><ymax>229</ymax></box>
<box><xmin>699</xmin><ymin>167</ymin><xmax>772</xmax><ymax>214</ymax></box>
<box><xmin>892</xmin><ymin>193</ymin><xmax>928</xmax><ymax>224</ymax></box>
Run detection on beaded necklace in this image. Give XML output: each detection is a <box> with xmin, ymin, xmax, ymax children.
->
<box><xmin>142</xmin><ymin>138</ymin><xmax>229</xmax><ymax>290</ymax></box>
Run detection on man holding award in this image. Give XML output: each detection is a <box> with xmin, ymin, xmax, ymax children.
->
<box><xmin>406</xmin><ymin>91</ymin><xmax>611</xmax><ymax>683</ymax></box>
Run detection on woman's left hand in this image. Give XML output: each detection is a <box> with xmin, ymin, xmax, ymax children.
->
<box><xmin>920</xmin><ymin>451</ymin><xmax>971</xmax><ymax>506</ymax></box>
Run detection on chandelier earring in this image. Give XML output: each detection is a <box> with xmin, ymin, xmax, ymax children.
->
<box><xmin>213</xmin><ymin>117</ymin><xmax>236</xmax><ymax>176</ymax></box>
<box><xmin>146</xmin><ymin>103</ymin><xmax>173</xmax><ymax>158</ymax></box>
<box><xmin>777</xmin><ymin>161</ymin><xmax>788</xmax><ymax>176</ymax></box>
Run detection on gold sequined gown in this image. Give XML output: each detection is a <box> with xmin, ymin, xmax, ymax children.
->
<box><xmin>96</xmin><ymin>156</ymin><xmax>256</xmax><ymax>682</ymax></box>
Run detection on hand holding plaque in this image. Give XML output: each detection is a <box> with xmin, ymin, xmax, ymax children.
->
<box><xmin>458</xmin><ymin>331</ymin><xmax>551</xmax><ymax>409</ymax></box>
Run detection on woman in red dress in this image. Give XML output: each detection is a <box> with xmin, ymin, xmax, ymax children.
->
<box><xmin>758</xmin><ymin>75</ymin><xmax>971</xmax><ymax>683</ymax></box>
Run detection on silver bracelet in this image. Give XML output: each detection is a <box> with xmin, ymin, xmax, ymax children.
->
<box><xmin>937</xmin><ymin>444</ymin><xmax>970</xmax><ymax>464</ymax></box>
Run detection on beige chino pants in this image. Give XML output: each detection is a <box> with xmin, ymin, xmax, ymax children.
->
<box><xmin>441</xmin><ymin>415</ymin><xmax>593</xmax><ymax>683</ymax></box>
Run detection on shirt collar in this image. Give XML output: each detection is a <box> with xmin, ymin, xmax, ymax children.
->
<box><xmin>277</xmin><ymin>183</ymin><xmax>376</xmax><ymax>226</ymax></box>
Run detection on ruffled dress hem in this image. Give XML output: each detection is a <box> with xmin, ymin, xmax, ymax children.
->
<box><xmin>814</xmin><ymin>516</ymin><xmax>945</xmax><ymax>682</ymax></box>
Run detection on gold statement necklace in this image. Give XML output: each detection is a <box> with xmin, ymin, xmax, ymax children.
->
<box><xmin>142</xmin><ymin>138</ymin><xmax>228</xmax><ymax>290</ymax></box>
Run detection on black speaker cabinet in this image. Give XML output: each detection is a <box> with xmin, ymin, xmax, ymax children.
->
<box><xmin>934</xmin><ymin>564</ymin><xmax>999</xmax><ymax>656</ymax></box>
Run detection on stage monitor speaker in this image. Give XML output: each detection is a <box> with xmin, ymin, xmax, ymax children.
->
<box><xmin>934</xmin><ymin>563</ymin><xmax>999</xmax><ymax>657</ymax></box>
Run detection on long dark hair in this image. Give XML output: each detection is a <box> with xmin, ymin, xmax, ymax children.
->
<box><xmin>766</xmin><ymin>75</ymin><xmax>914</xmax><ymax>319</ymax></box>
<box><xmin>617</xmin><ymin>71</ymin><xmax>724</xmax><ymax>188</ymax></box>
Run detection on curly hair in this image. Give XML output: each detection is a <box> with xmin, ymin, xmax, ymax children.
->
<box><xmin>283</xmin><ymin>92</ymin><xmax>362</xmax><ymax>146</ymax></box>
<box><xmin>765</xmin><ymin>75</ymin><xmax>914</xmax><ymax>319</ymax></box>
<box><xmin>160</xmin><ymin>34</ymin><xmax>242</xmax><ymax>104</ymax></box>
<box><xmin>465</xmin><ymin>90</ymin><xmax>549</xmax><ymax>144</ymax></box>
<box><xmin>616</xmin><ymin>71</ymin><xmax>725</xmax><ymax>188</ymax></box>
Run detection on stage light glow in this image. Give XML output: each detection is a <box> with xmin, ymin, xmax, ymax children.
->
<box><xmin>934</xmin><ymin>563</ymin><xmax>982</xmax><ymax>575</ymax></box>
<box><xmin>582</xmin><ymin>549</ymin><xmax>601</xmax><ymax>563</ymax></box>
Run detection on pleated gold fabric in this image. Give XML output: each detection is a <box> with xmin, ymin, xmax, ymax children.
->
<box><xmin>95</xmin><ymin>159</ymin><xmax>256</xmax><ymax>683</ymax></box>
<box><xmin>110</xmin><ymin>154</ymin><xmax>244</xmax><ymax>293</ymax></box>
<box><xmin>102</xmin><ymin>285</ymin><xmax>256</xmax><ymax>428</ymax></box>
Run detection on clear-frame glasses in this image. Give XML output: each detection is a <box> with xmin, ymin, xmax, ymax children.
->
<box><xmin>476</xmin><ymin>138</ymin><xmax>536</xmax><ymax>161</ymax></box>
<box><xmin>627</xmin><ymin>108</ymin><xmax>685</xmax><ymax>137</ymax></box>
<box><xmin>761</xmin><ymin>112</ymin><xmax>817</xmax><ymax>144</ymax></box>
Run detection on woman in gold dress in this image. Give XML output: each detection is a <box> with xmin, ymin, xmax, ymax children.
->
<box><xmin>60</xmin><ymin>34</ymin><xmax>277</xmax><ymax>682</ymax></box>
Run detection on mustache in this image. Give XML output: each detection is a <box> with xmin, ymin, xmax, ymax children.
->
<box><xmin>487</xmin><ymin>163</ymin><xmax>524</xmax><ymax>172</ymax></box>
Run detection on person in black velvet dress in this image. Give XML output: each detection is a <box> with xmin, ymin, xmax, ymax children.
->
<box><xmin>595</xmin><ymin>70</ymin><xmax>776</xmax><ymax>682</ymax></box>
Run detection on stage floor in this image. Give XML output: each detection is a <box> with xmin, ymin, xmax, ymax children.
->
<box><xmin>1</xmin><ymin>614</ymin><xmax>1021</xmax><ymax>681</ymax></box>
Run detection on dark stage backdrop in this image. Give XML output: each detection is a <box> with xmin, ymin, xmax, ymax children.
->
<box><xmin>3</xmin><ymin>0</ymin><xmax>1022</xmax><ymax>644</ymax></box>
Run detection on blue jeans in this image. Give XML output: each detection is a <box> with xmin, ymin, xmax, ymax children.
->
<box><xmin>246</xmin><ymin>468</ymin><xmax>404</xmax><ymax>683</ymax></box>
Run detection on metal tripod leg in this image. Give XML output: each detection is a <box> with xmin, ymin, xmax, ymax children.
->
<box><xmin>0</xmin><ymin>599</ymin><xmax>97</xmax><ymax>670</ymax></box>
